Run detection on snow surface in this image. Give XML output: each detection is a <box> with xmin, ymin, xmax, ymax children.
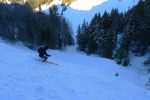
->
<box><xmin>35</xmin><ymin>0</ymin><xmax>62</xmax><ymax>11</ymax></box>
<box><xmin>0</xmin><ymin>40</ymin><xmax>150</xmax><ymax>100</ymax></box>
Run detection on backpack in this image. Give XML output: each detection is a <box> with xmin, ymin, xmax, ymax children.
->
<box><xmin>38</xmin><ymin>47</ymin><xmax>43</xmax><ymax>53</ymax></box>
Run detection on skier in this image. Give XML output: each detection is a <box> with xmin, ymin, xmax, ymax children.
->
<box><xmin>38</xmin><ymin>46</ymin><xmax>51</xmax><ymax>62</ymax></box>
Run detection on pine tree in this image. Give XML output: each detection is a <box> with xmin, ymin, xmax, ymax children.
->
<box><xmin>0</xmin><ymin>3</ymin><xmax>74</xmax><ymax>49</ymax></box>
<box><xmin>86</xmin><ymin>14</ymin><xmax>99</xmax><ymax>54</ymax></box>
<box><xmin>76</xmin><ymin>20</ymin><xmax>88</xmax><ymax>52</ymax></box>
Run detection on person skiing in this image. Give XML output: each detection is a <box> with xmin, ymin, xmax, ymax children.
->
<box><xmin>38</xmin><ymin>46</ymin><xmax>51</xmax><ymax>62</ymax></box>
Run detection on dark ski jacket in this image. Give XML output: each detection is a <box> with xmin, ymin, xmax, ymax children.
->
<box><xmin>38</xmin><ymin>46</ymin><xmax>50</xmax><ymax>57</ymax></box>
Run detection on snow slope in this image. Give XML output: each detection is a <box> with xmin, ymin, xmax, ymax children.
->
<box><xmin>0</xmin><ymin>41</ymin><xmax>150</xmax><ymax>100</ymax></box>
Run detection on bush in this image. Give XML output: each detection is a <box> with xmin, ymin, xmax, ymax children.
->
<box><xmin>144</xmin><ymin>57</ymin><xmax>150</xmax><ymax>66</ymax></box>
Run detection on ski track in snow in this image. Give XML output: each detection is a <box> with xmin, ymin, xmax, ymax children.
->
<box><xmin>0</xmin><ymin>41</ymin><xmax>150</xmax><ymax>100</ymax></box>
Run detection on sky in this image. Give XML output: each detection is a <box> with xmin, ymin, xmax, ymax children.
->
<box><xmin>70</xmin><ymin>0</ymin><xmax>108</xmax><ymax>10</ymax></box>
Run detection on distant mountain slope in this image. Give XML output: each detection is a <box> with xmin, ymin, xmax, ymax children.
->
<box><xmin>44</xmin><ymin>0</ymin><xmax>140</xmax><ymax>33</ymax></box>
<box><xmin>0</xmin><ymin>0</ymin><xmax>76</xmax><ymax>9</ymax></box>
<box><xmin>62</xmin><ymin>0</ymin><xmax>139</xmax><ymax>33</ymax></box>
